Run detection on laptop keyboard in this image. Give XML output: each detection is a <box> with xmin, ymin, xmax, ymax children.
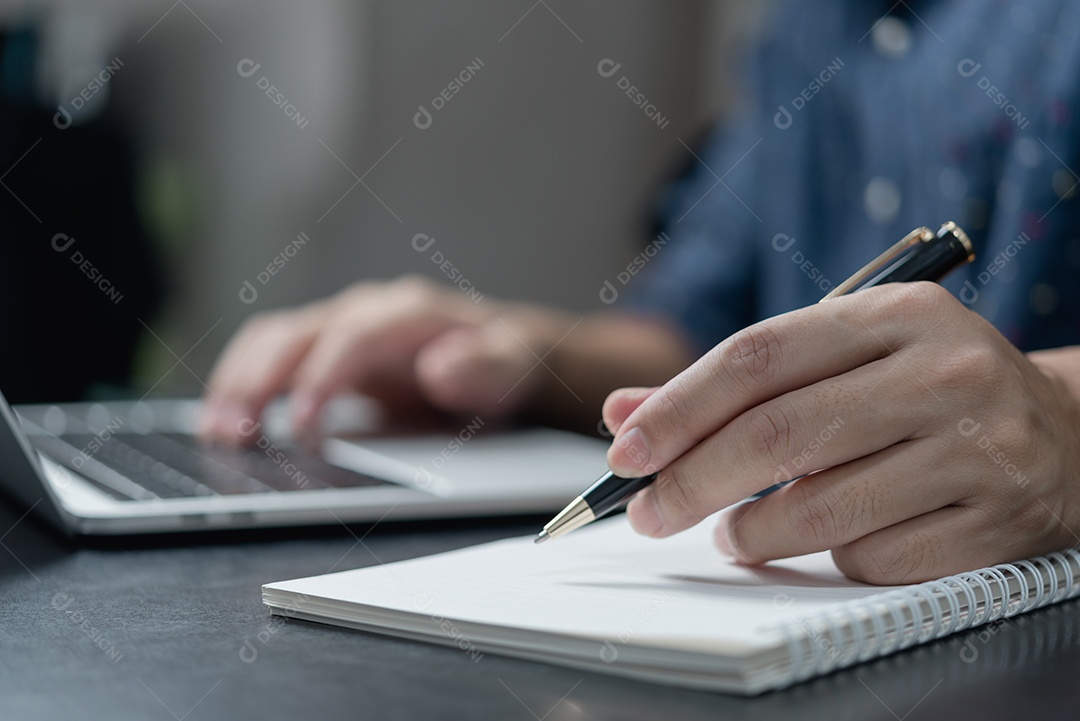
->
<box><xmin>29</xmin><ymin>431</ymin><xmax>393</xmax><ymax>501</ymax></box>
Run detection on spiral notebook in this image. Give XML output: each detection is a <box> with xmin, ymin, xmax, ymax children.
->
<box><xmin>263</xmin><ymin>515</ymin><xmax>1080</xmax><ymax>695</ymax></box>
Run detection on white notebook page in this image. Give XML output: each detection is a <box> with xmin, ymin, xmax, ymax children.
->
<box><xmin>265</xmin><ymin>515</ymin><xmax>898</xmax><ymax>656</ymax></box>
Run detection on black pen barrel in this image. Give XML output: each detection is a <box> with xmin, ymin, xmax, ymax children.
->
<box><xmin>875</xmin><ymin>223</ymin><xmax>973</xmax><ymax>286</ymax></box>
<box><xmin>582</xmin><ymin>472</ymin><xmax>658</xmax><ymax>520</ymax></box>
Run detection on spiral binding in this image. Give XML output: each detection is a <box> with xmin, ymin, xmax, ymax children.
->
<box><xmin>773</xmin><ymin>548</ymin><xmax>1080</xmax><ymax>688</ymax></box>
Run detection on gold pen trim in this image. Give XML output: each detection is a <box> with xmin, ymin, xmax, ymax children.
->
<box><xmin>535</xmin><ymin>496</ymin><xmax>595</xmax><ymax>543</ymax></box>
<box><xmin>821</xmin><ymin>226</ymin><xmax>933</xmax><ymax>301</ymax></box>
<box><xmin>821</xmin><ymin>221</ymin><xmax>974</xmax><ymax>302</ymax></box>
<box><xmin>941</xmin><ymin>220</ymin><xmax>975</xmax><ymax>262</ymax></box>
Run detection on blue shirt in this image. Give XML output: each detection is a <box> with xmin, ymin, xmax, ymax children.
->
<box><xmin>629</xmin><ymin>0</ymin><xmax>1080</xmax><ymax>354</ymax></box>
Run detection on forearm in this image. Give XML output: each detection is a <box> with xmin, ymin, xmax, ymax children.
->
<box><xmin>516</xmin><ymin>309</ymin><xmax>698</xmax><ymax>434</ymax></box>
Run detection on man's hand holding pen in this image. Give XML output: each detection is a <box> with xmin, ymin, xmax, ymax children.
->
<box><xmin>602</xmin><ymin>282</ymin><xmax>1080</xmax><ymax>585</ymax></box>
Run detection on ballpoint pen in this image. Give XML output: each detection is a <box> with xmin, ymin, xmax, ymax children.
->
<box><xmin>535</xmin><ymin>221</ymin><xmax>975</xmax><ymax>544</ymax></box>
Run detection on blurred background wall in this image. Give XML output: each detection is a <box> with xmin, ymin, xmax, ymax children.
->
<box><xmin>0</xmin><ymin>0</ymin><xmax>763</xmax><ymax>399</ymax></box>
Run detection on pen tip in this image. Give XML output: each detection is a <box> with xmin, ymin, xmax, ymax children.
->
<box><xmin>534</xmin><ymin>530</ymin><xmax>550</xmax><ymax>544</ymax></box>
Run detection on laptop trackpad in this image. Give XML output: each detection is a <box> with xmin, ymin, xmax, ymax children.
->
<box><xmin>323</xmin><ymin>428</ymin><xmax>607</xmax><ymax>499</ymax></box>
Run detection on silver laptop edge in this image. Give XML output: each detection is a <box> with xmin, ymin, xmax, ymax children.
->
<box><xmin>0</xmin><ymin>390</ymin><xmax>608</xmax><ymax>536</ymax></box>
<box><xmin>0</xmin><ymin>388</ymin><xmax>75</xmax><ymax>534</ymax></box>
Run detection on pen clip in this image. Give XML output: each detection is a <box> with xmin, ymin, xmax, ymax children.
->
<box><xmin>821</xmin><ymin>227</ymin><xmax>934</xmax><ymax>301</ymax></box>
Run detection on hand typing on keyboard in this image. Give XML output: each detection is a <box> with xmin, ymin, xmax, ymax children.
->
<box><xmin>199</xmin><ymin>276</ymin><xmax>691</xmax><ymax>446</ymax></box>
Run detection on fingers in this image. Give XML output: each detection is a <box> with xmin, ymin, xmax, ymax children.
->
<box><xmin>288</xmin><ymin>311</ymin><xmax>444</xmax><ymax>430</ymax></box>
<box><xmin>200</xmin><ymin>306</ymin><xmax>324</xmax><ymax>445</ymax></box>
<box><xmin>606</xmin><ymin>283</ymin><xmax>953</xmax><ymax>477</ymax></box>
<box><xmin>414</xmin><ymin>323</ymin><xmax>537</xmax><ymax>417</ymax></box>
<box><xmin>602</xmin><ymin>387</ymin><xmax>659</xmax><ymax>436</ymax></box>
<box><xmin>201</xmin><ymin>277</ymin><xmax>491</xmax><ymax>444</ymax></box>
<box><xmin>711</xmin><ymin>438</ymin><xmax>973</xmax><ymax>570</ymax></box>
<box><xmin>831</xmin><ymin>506</ymin><xmax>1000</xmax><ymax>584</ymax></box>
<box><xmin>626</xmin><ymin>355</ymin><xmax>938</xmax><ymax>537</ymax></box>
<box><xmin>286</xmin><ymin>277</ymin><xmax>495</xmax><ymax>431</ymax></box>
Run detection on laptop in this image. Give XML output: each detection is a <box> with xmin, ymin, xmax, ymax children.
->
<box><xmin>0</xmin><ymin>389</ymin><xmax>609</xmax><ymax>536</ymax></box>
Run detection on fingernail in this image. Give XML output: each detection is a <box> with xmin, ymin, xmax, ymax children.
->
<box><xmin>714</xmin><ymin>513</ymin><xmax>739</xmax><ymax>558</ymax></box>
<box><xmin>608</xmin><ymin>426</ymin><xmax>651</xmax><ymax>476</ymax></box>
<box><xmin>627</xmin><ymin>488</ymin><xmax>664</xmax><ymax>537</ymax></box>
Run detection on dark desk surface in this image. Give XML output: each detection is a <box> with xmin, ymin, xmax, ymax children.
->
<box><xmin>3</xmin><ymin>498</ymin><xmax>1080</xmax><ymax>721</ymax></box>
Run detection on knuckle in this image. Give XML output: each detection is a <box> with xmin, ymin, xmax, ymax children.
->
<box><xmin>242</xmin><ymin>308</ymin><xmax>312</xmax><ymax>342</ymax></box>
<box><xmin>787</xmin><ymin>484</ymin><xmax>845</xmax><ymax>548</ymax></box>
<box><xmin>944</xmin><ymin>344</ymin><xmax>1003</xmax><ymax>387</ymax></box>
<box><xmin>718</xmin><ymin>323</ymin><xmax>784</xmax><ymax>391</ymax></box>
<box><xmin>394</xmin><ymin>274</ymin><xmax>437</xmax><ymax>300</ymax></box>
<box><xmin>323</xmin><ymin>305</ymin><xmax>364</xmax><ymax>333</ymax></box>
<box><xmin>744</xmin><ymin>404</ymin><xmax>797</xmax><ymax>465</ymax></box>
<box><xmin>963</xmin><ymin>344</ymin><xmax>1002</xmax><ymax>379</ymax></box>
<box><xmin>887</xmin><ymin>281</ymin><xmax>953</xmax><ymax>316</ymax></box>
<box><xmin>339</xmin><ymin>275</ymin><xmax>439</xmax><ymax>311</ymax></box>
<box><xmin>982</xmin><ymin>415</ymin><xmax>1030</xmax><ymax>461</ymax></box>
<box><xmin>989</xmin><ymin>493</ymin><xmax>1056</xmax><ymax>541</ymax></box>
<box><xmin>925</xmin><ymin>344</ymin><xmax>1006</xmax><ymax>405</ymax></box>
<box><xmin>338</xmin><ymin>279</ymin><xmax>378</xmax><ymax>303</ymax></box>
<box><xmin>654</xmin><ymin>466</ymin><xmax>707</xmax><ymax>529</ymax></box>
<box><xmin>650</xmin><ymin>390</ymin><xmax>695</xmax><ymax>451</ymax></box>
<box><xmin>831</xmin><ymin>545</ymin><xmax>880</xmax><ymax>584</ymax></box>
<box><xmin>834</xmin><ymin>533</ymin><xmax>942</xmax><ymax>585</ymax></box>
